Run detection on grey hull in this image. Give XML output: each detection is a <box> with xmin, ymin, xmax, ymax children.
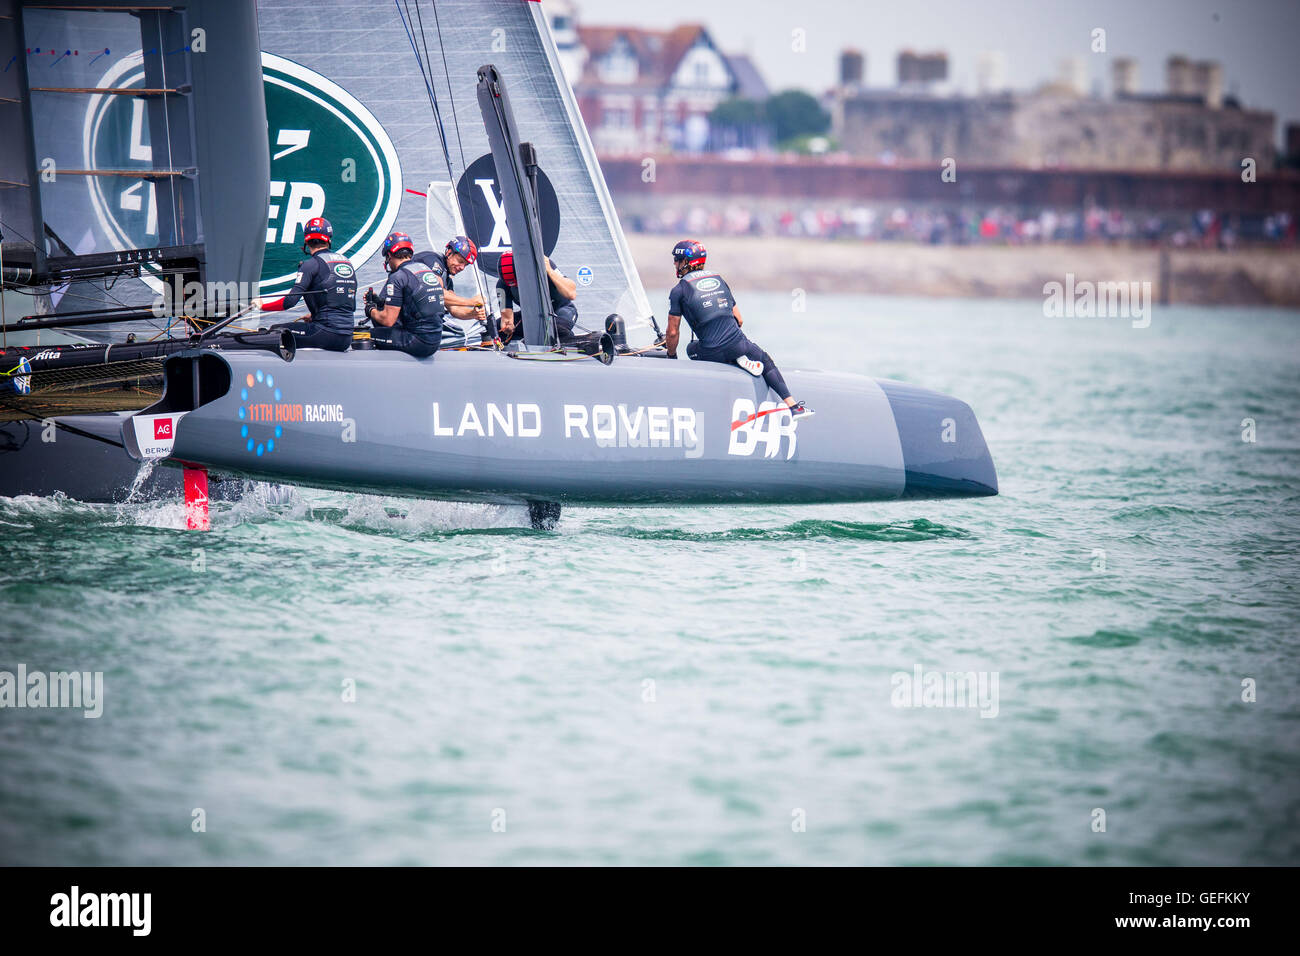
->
<box><xmin>0</xmin><ymin>415</ymin><xmax>174</xmax><ymax>501</ymax></box>
<box><xmin>114</xmin><ymin>349</ymin><xmax>996</xmax><ymax>506</ymax></box>
<box><xmin>0</xmin><ymin>413</ymin><xmax>252</xmax><ymax>502</ymax></box>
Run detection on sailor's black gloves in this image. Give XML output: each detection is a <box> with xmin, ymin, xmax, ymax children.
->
<box><xmin>363</xmin><ymin>288</ymin><xmax>381</xmax><ymax>313</ymax></box>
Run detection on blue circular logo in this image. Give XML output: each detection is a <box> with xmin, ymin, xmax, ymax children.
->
<box><xmin>238</xmin><ymin>368</ymin><xmax>282</xmax><ymax>456</ymax></box>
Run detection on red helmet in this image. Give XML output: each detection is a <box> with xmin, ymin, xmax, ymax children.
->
<box><xmin>303</xmin><ymin>217</ymin><xmax>333</xmax><ymax>246</ymax></box>
<box><xmin>499</xmin><ymin>251</ymin><xmax>517</xmax><ymax>287</ymax></box>
<box><xmin>382</xmin><ymin>232</ymin><xmax>414</xmax><ymax>257</ymax></box>
<box><xmin>445</xmin><ymin>235</ymin><xmax>478</xmax><ymax>264</ymax></box>
<box><xmin>672</xmin><ymin>239</ymin><xmax>706</xmax><ymax>269</ymax></box>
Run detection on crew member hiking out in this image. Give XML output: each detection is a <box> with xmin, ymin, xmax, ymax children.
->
<box><xmin>495</xmin><ymin>251</ymin><xmax>578</xmax><ymax>344</ymax></box>
<box><xmin>257</xmin><ymin>217</ymin><xmax>356</xmax><ymax>351</ymax></box>
<box><xmin>664</xmin><ymin>240</ymin><xmax>813</xmax><ymax>420</ymax></box>
<box><xmin>413</xmin><ymin>235</ymin><xmax>489</xmax><ymax>344</ymax></box>
<box><xmin>361</xmin><ymin>232</ymin><xmax>445</xmax><ymax>358</ymax></box>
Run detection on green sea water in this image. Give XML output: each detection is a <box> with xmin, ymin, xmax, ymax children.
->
<box><xmin>1</xmin><ymin>293</ymin><xmax>1297</xmax><ymax>865</ymax></box>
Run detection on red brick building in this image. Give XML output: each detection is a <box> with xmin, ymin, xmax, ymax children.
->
<box><xmin>548</xmin><ymin>3</ymin><xmax>767</xmax><ymax>155</ymax></box>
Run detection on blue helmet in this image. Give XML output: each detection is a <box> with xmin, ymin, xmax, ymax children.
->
<box><xmin>445</xmin><ymin>235</ymin><xmax>478</xmax><ymax>264</ymax></box>
<box><xmin>382</xmin><ymin>231</ymin><xmax>414</xmax><ymax>257</ymax></box>
<box><xmin>672</xmin><ymin>239</ymin><xmax>706</xmax><ymax>269</ymax></box>
<box><xmin>303</xmin><ymin>217</ymin><xmax>332</xmax><ymax>246</ymax></box>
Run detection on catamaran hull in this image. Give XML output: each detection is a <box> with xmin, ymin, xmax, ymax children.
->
<box><xmin>0</xmin><ymin>413</ymin><xmax>250</xmax><ymax>502</ymax></box>
<box><xmin>0</xmin><ymin>415</ymin><xmax>177</xmax><ymax>500</ymax></box>
<box><xmin>115</xmin><ymin>350</ymin><xmax>996</xmax><ymax>506</ymax></box>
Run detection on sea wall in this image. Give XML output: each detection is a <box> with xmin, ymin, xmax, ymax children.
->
<box><xmin>625</xmin><ymin>234</ymin><xmax>1300</xmax><ymax>306</ymax></box>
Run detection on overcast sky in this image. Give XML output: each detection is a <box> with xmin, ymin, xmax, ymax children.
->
<box><xmin>568</xmin><ymin>0</ymin><xmax>1299</xmax><ymax>133</ymax></box>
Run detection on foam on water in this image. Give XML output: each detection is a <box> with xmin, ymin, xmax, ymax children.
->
<box><xmin>39</xmin><ymin>475</ymin><xmax>530</xmax><ymax>534</ymax></box>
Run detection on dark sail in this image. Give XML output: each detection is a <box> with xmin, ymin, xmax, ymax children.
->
<box><xmin>0</xmin><ymin>0</ymin><xmax>267</xmax><ymax>324</ymax></box>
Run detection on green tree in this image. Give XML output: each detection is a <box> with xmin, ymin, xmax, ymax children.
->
<box><xmin>709</xmin><ymin>97</ymin><xmax>764</xmax><ymax>129</ymax></box>
<box><xmin>763</xmin><ymin>90</ymin><xmax>830</xmax><ymax>144</ymax></box>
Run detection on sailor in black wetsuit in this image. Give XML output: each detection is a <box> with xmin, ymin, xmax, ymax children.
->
<box><xmin>361</xmin><ymin>232</ymin><xmax>444</xmax><ymax>358</ymax></box>
<box><xmin>413</xmin><ymin>236</ymin><xmax>485</xmax><ymax>314</ymax></box>
<box><xmin>412</xmin><ymin>235</ymin><xmax>489</xmax><ymax>343</ymax></box>
<box><xmin>257</xmin><ymin>216</ymin><xmax>356</xmax><ymax>351</ymax></box>
<box><xmin>665</xmin><ymin>239</ymin><xmax>813</xmax><ymax>420</ymax></box>
<box><xmin>495</xmin><ymin>250</ymin><xmax>578</xmax><ymax>343</ymax></box>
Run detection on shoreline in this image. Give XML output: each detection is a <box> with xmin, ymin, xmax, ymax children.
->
<box><xmin>625</xmin><ymin>234</ymin><xmax>1300</xmax><ymax>306</ymax></box>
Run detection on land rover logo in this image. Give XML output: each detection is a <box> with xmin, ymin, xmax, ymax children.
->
<box><xmin>83</xmin><ymin>52</ymin><xmax>401</xmax><ymax>297</ymax></box>
<box><xmin>333</xmin><ymin>263</ymin><xmax>355</xmax><ymax>278</ymax></box>
<box><xmin>455</xmin><ymin>153</ymin><xmax>560</xmax><ymax>276</ymax></box>
<box><xmin>696</xmin><ymin>277</ymin><xmax>721</xmax><ymax>292</ymax></box>
<box><xmin>261</xmin><ymin>54</ymin><xmax>402</xmax><ymax>295</ymax></box>
<box><xmin>421</xmin><ymin>272</ymin><xmax>439</xmax><ymax>286</ymax></box>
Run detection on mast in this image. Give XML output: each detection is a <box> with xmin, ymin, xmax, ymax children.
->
<box><xmin>476</xmin><ymin>64</ymin><xmax>555</xmax><ymax>349</ymax></box>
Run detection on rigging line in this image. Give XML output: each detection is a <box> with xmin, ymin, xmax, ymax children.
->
<box><xmin>1</xmin><ymin>206</ymin><xmax>158</xmax><ymax>322</ymax></box>
<box><xmin>0</xmin><ymin>245</ymin><xmax>169</xmax><ymax>346</ymax></box>
<box><xmin>422</xmin><ymin>0</ymin><xmax>468</xmax><ymax>175</ymax></box>
<box><xmin>0</xmin><ymin>283</ymin><xmax>156</xmax><ymax>326</ymax></box>
<box><xmin>0</xmin><ymin>213</ymin><xmax>37</xmax><ymax>251</ymax></box>
<box><xmin>2</xmin><ymin>284</ymin><xmax>146</xmax><ymax>307</ymax></box>
<box><xmin>615</xmin><ymin>341</ymin><xmax>668</xmax><ymax>357</ymax></box>
<box><xmin>505</xmin><ymin>348</ymin><xmax>604</xmax><ymax>363</ymax></box>
<box><xmin>145</xmin><ymin>314</ymin><xmax>188</xmax><ymax>341</ymax></box>
<box><xmin>395</xmin><ymin>0</ymin><xmax>455</xmax><ymax>185</ymax></box>
<box><xmin>397</xmin><ymin>2</ymin><xmax>498</xmax><ymax>326</ymax></box>
<box><xmin>69</xmin><ymin>277</ymin><xmax>162</xmax><ymax>323</ymax></box>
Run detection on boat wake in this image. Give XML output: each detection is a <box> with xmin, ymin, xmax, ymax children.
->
<box><xmin>2</xmin><ymin>483</ymin><xmax>529</xmax><ymax>533</ymax></box>
<box><xmin>604</xmin><ymin>518</ymin><xmax>973</xmax><ymax>543</ymax></box>
<box><xmin>295</xmin><ymin>494</ymin><xmax>528</xmax><ymax>533</ymax></box>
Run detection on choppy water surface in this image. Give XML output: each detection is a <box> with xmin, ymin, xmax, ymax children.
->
<box><xmin>2</xmin><ymin>294</ymin><xmax>1297</xmax><ymax>865</ymax></box>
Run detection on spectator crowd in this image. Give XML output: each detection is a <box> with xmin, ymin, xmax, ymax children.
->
<box><xmin>620</xmin><ymin>203</ymin><xmax>1297</xmax><ymax>249</ymax></box>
